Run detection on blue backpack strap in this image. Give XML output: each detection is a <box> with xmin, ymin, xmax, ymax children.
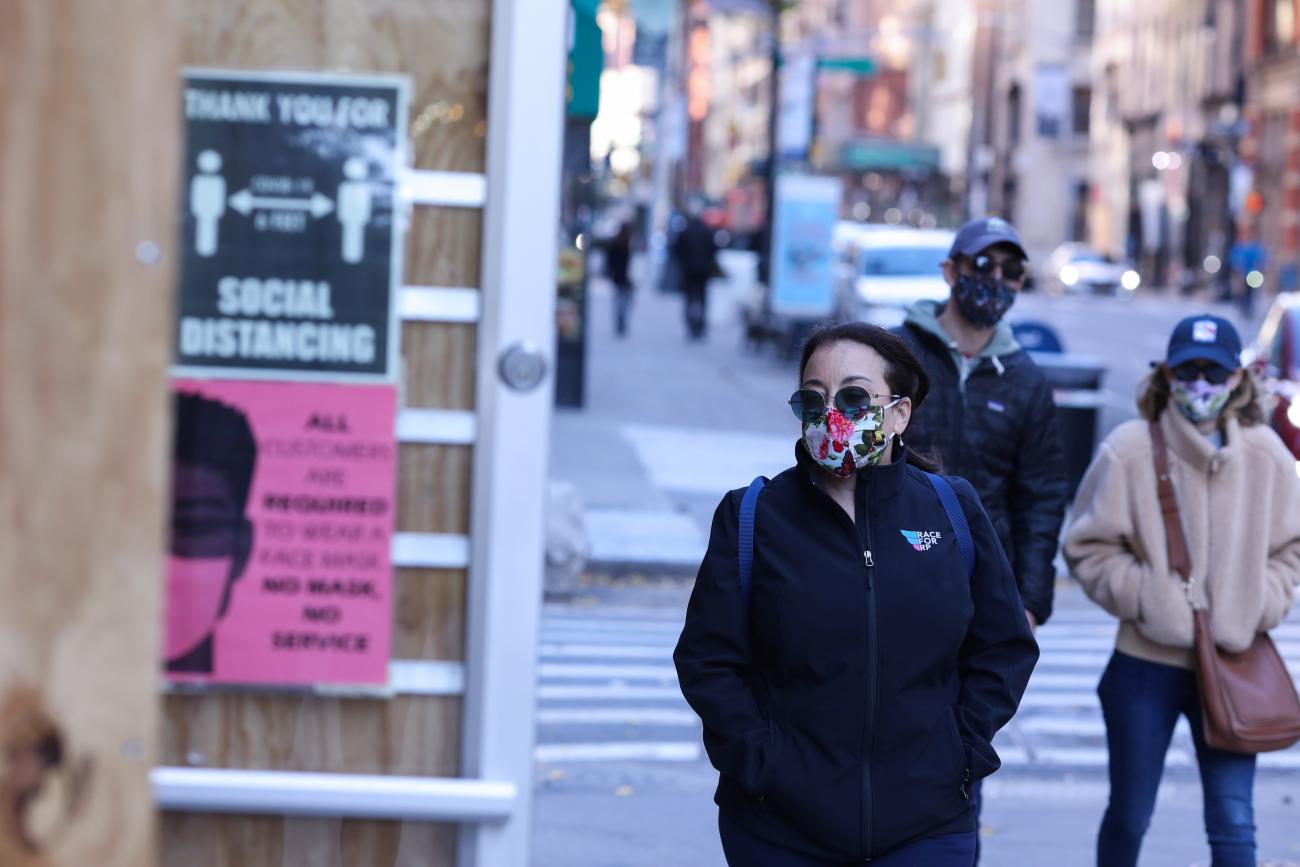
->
<box><xmin>738</xmin><ymin>477</ymin><xmax>766</xmax><ymax>601</ymax></box>
<box><xmin>925</xmin><ymin>472</ymin><xmax>975</xmax><ymax>579</ymax></box>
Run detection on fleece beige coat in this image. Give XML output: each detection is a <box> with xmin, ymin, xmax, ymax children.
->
<box><xmin>1063</xmin><ymin>406</ymin><xmax>1300</xmax><ymax>669</ymax></box>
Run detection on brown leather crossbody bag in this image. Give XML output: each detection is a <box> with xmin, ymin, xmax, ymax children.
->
<box><xmin>1150</xmin><ymin>420</ymin><xmax>1300</xmax><ymax>753</ymax></box>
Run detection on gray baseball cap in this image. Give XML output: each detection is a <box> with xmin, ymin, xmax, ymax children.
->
<box><xmin>949</xmin><ymin>217</ymin><xmax>1028</xmax><ymax>260</ymax></box>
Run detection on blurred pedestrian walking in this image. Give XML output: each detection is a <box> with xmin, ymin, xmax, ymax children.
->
<box><xmin>1064</xmin><ymin>314</ymin><xmax>1300</xmax><ymax>867</ymax></box>
<box><xmin>675</xmin><ymin>322</ymin><xmax>1038</xmax><ymax>866</ymax></box>
<box><xmin>671</xmin><ymin>204</ymin><xmax>719</xmax><ymax>340</ymax></box>
<box><xmin>603</xmin><ymin>221</ymin><xmax>635</xmax><ymax>337</ymax></box>
<box><xmin>892</xmin><ymin>216</ymin><xmax>1067</xmax><ymax>861</ymax></box>
<box><xmin>1228</xmin><ymin>238</ymin><xmax>1268</xmax><ymax>319</ymax></box>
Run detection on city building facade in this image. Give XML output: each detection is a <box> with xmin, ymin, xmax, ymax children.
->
<box><xmin>1087</xmin><ymin>0</ymin><xmax>1245</xmax><ymax>291</ymax></box>
<box><xmin>1242</xmin><ymin>0</ymin><xmax>1300</xmax><ymax>292</ymax></box>
<box><xmin>985</xmin><ymin>0</ymin><xmax>1095</xmax><ymax>264</ymax></box>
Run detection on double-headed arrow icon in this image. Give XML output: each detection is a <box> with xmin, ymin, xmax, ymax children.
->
<box><xmin>228</xmin><ymin>189</ymin><xmax>335</xmax><ymax>218</ymax></box>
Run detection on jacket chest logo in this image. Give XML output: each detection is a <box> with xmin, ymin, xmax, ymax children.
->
<box><xmin>900</xmin><ymin>529</ymin><xmax>943</xmax><ymax>552</ymax></box>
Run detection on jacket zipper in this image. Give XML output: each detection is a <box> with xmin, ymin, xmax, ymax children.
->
<box><xmin>807</xmin><ymin>477</ymin><xmax>878</xmax><ymax>860</ymax></box>
<box><xmin>860</xmin><ymin>497</ymin><xmax>878</xmax><ymax>861</ymax></box>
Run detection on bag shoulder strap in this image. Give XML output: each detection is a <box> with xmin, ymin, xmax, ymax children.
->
<box><xmin>925</xmin><ymin>472</ymin><xmax>975</xmax><ymax>579</ymax></box>
<box><xmin>1149</xmin><ymin>420</ymin><xmax>1194</xmax><ymax>586</ymax></box>
<box><xmin>738</xmin><ymin>477</ymin><xmax>766</xmax><ymax>601</ymax></box>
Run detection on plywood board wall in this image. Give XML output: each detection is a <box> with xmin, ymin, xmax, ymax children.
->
<box><xmin>164</xmin><ymin>2</ymin><xmax>493</xmax><ymax>864</ymax></box>
<box><xmin>0</xmin><ymin>1</ymin><xmax>181</xmax><ymax>865</ymax></box>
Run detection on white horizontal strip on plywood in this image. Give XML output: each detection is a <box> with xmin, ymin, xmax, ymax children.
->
<box><xmin>152</xmin><ymin>767</ymin><xmax>514</xmax><ymax>822</ymax></box>
<box><xmin>400</xmin><ymin>170</ymin><xmax>487</xmax><ymax>207</ymax></box>
<box><xmin>397</xmin><ymin>409</ymin><xmax>476</xmax><ymax>445</ymax></box>
<box><xmin>389</xmin><ymin>660</ymin><xmax>466</xmax><ymax>696</ymax></box>
<box><xmin>392</xmin><ymin>533</ymin><xmax>471</xmax><ymax>569</ymax></box>
<box><xmin>399</xmin><ymin>286</ymin><xmax>481</xmax><ymax>323</ymax></box>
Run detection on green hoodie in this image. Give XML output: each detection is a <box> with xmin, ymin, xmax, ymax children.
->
<box><xmin>903</xmin><ymin>299</ymin><xmax>1021</xmax><ymax>391</ymax></box>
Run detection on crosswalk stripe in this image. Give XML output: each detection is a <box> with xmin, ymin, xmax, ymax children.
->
<box><xmin>540</xmin><ymin>636</ymin><xmax>681</xmax><ymax>649</ymax></box>
<box><xmin>539</xmin><ymin>684</ymin><xmax>686</xmax><ymax>701</ymax></box>
<box><xmin>1025</xmin><ymin>672</ymin><xmax>1100</xmax><ymax>689</ymax></box>
<box><xmin>534</xmin><ymin>742</ymin><xmax>701</xmax><ymax>763</ymax></box>
<box><xmin>539</xmin><ymin>662</ymin><xmax>678</xmax><ymax>680</ymax></box>
<box><xmin>540</xmin><ymin>643</ymin><xmax>674</xmax><ymax>659</ymax></box>
<box><xmin>1017</xmin><ymin>691</ymin><xmax>1099</xmax><ymax>709</ymax></box>
<box><xmin>536</xmin><ymin>708</ymin><xmax>699</xmax><ymax>726</ymax></box>
<box><xmin>532</xmin><ymin>606</ymin><xmax>1300</xmax><ymax>770</ymax></box>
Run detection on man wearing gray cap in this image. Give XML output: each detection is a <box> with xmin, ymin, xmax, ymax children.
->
<box><xmin>893</xmin><ymin>216</ymin><xmax>1067</xmax><ymax>858</ymax></box>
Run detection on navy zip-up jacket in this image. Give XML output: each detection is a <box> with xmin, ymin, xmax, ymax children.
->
<box><xmin>674</xmin><ymin>446</ymin><xmax>1038</xmax><ymax>860</ymax></box>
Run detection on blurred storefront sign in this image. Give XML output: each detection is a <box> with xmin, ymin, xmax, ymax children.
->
<box><xmin>631</xmin><ymin>0</ymin><xmax>673</xmax><ymax>69</ymax></box>
<box><xmin>839</xmin><ymin>137</ymin><xmax>940</xmax><ymax>172</ymax></box>
<box><xmin>817</xmin><ymin>56</ymin><xmax>877</xmax><ymax>75</ymax></box>
<box><xmin>770</xmin><ymin>174</ymin><xmax>842</xmax><ymax>317</ymax></box>
<box><xmin>777</xmin><ymin>52</ymin><xmax>816</xmax><ymax>161</ymax></box>
<box><xmin>568</xmin><ymin>0</ymin><xmax>603</xmax><ymax>118</ymax></box>
<box><xmin>1034</xmin><ymin>64</ymin><xmax>1068</xmax><ymax>138</ymax></box>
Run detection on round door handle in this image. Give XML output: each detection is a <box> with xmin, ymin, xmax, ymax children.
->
<box><xmin>498</xmin><ymin>341</ymin><xmax>548</xmax><ymax>392</ymax></box>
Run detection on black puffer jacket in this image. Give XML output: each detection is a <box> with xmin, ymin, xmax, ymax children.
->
<box><xmin>674</xmin><ymin>447</ymin><xmax>1038</xmax><ymax>861</ymax></box>
<box><xmin>893</xmin><ymin>302</ymin><xmax>1067</xmax><ymax>625</ymax></box>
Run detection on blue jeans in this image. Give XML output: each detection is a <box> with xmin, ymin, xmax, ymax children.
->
<box><xmin>1097</xmin><ymin>651</ymin><xmax>1257</xmax><ymax>867</ymax></box>
<box><xmin>718</xmin><ymin>812</ymin><xmax>976</xmax><ymax>866</ymax></box>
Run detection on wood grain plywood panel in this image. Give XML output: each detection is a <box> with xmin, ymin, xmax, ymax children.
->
<box><xmin>184</xmin><ymin>1</ymin><xmax>489</xmax><ymax>175</ymax></box>
<box><xmin>0</xmin><ymin>1</ymin><xmax>179</xmax><ymax>865</ymax></box>
<box><xmin>396</xmin><ymin>445</ymin><xmax>473</xmax><ymax>535</ymax></box>
<box><xmin>392</xmin><ymin>570</ymin><xmax>467</xmax><ymax>661</ymax></box>
<box><xmin>161</xmin><ymin>694</ymin><xmax>462</xmax><ymax>776</ymax></box>
<box><xmin>161</xmin><ymin>813</ymin><xmax>457</xmax><ymax>867</ymax></box>
<box><xmin>405</xmin><ymin>207</ymin><xmax>484</xmax><ymax>289</ymax></box>
<box><xmin>402</xmin><ymin>323</ymin><xmax>478</xmax><ymax>410</ymax></box>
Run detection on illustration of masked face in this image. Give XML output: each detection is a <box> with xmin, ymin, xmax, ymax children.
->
<box><xmin>165</xmin><ymin>554</ymin><xmax>235</xmax><ymax>661</ymax></box>
<box><xmin>166</xmin><ymin>463</ymin><xmax>251</xmax><ymax>668</ymax></box>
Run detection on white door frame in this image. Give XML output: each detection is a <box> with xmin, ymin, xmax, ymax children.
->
<box><xmin>458</xmin><ymin>0</ymin><xmax>568</xmax><ymax>863</ymax></box>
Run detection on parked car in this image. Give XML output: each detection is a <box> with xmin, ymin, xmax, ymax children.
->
<box><xmin>837</xmin><ymin>228</ymin><xmax>955</xmax><ymax>328</ymax></box>
<box><xmin>1043</xmin><ymin>242</ymin><xmax>1141</xmax><ymax>296</ymax></box>
<box><xmin>1245</xmin><ymin>292</ymin><xmax>1300</xmax><ymax>468</ymax></box>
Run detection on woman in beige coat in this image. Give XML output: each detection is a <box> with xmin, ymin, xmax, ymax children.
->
<box><xmin>1064</xmin><ymin>314</ymin><xmax>1300</xmax><ymax>867</ymax></box>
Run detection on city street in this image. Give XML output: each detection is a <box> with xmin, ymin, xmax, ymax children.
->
<box><xmin>549</xmin><ymin>272</ymin><xmax>1263</xmax><ymax>573</ymax></box>
<box><xmin>536</xmin><ymin>275</ymin><xmax>1300</xmax><ymax>866</ymax></box>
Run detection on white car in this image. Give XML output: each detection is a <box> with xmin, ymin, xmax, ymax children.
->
<box><xmin>1044</xmin><ymin>243</ymin><xmax>1140</xmax><ymax>296</ymax></box>
<box><xmin>838</xmin><ymin>228</ymin><xmax>955</xmax><ymax>328</ymax></box>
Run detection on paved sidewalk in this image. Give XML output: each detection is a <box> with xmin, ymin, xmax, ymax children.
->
<box><xmin>549</xmin><ymin>273</ymin><xmax>797</xmax><ymax>571</ymax></box>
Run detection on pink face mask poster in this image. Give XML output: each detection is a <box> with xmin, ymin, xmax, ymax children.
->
<box><xmin>165</xmin><ymin>379</ymin><xmax>397</xmax><ymax>688</ymax></box>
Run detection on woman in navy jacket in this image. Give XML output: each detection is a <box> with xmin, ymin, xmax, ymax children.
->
<box><xmin>674</xmin><ymin>322</ymin><xmax>1038</xmax><ymax>865</ymax></box>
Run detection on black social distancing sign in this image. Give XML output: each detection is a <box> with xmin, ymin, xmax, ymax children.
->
<box><xmin>176</xmin><ymin>69</ymin><xmax>410</xmax><ymax>381</ymax></box>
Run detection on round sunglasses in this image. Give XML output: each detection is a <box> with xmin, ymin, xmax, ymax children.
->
<box><xmin>789</xmin><ymin>386</ymin><xmax>902</xmax><ymax>423</ymax></box>
<box><xmin>963</xmin><ymin>253</ymin><xmax>1026</xmax><ymax>283</ymax></box>
<box><xmin>1171</xmin><ymin>361</ymin><xmax>1234</xmax><ymax>385</ymax></box>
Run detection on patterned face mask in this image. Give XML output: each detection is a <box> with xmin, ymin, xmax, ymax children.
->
<box><xmin>952</xmin><ymin>273</ymin><xmax>1016</xmax><ymax>327</ymax></box>
<box><xmin>1170</xmin><ymin>379</ymin><xmax>1233</xmax><ymax>424</ymax></box>
<box><xmin>801</xmin><ymin>403</ymin><xmax>896</xmax><ymax>478</ymax></box>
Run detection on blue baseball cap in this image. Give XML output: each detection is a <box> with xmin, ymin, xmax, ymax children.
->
<box><xmin>1166</xmin><ymin>314</ymin><xmax>1242</xmax><ymax>370</ymax></box>
<box><xmin>949</xmin><ymin>217</ymin><xmax>1028</xmax><ymax>260</ymax></box>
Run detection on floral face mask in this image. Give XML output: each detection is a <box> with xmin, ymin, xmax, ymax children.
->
<box><xmin>800</xmin><ymin>402</ymin><xmax>897</xmax><ymax>478</ymax></box>
<box><xmin>1170</xmin><ymin>379</ymin><xmax>1233</xmax><ymax>424</ymax></box>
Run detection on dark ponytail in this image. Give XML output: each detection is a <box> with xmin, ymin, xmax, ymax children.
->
<box><xmin>799</xmin><ymin>322</ymin><xmax>943</xmax><ymax>474</ymax></box>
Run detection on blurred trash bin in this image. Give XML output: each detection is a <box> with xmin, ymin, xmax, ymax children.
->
<box><xmin>1028</xmin><ymin>350</ymin><xmax>1107</xmax><ymax>500</ymax></box>
<box><xmin>1012</xmin><ymin>320</ymin><xmax>1065</xmax><ymax>354</ymax></box>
